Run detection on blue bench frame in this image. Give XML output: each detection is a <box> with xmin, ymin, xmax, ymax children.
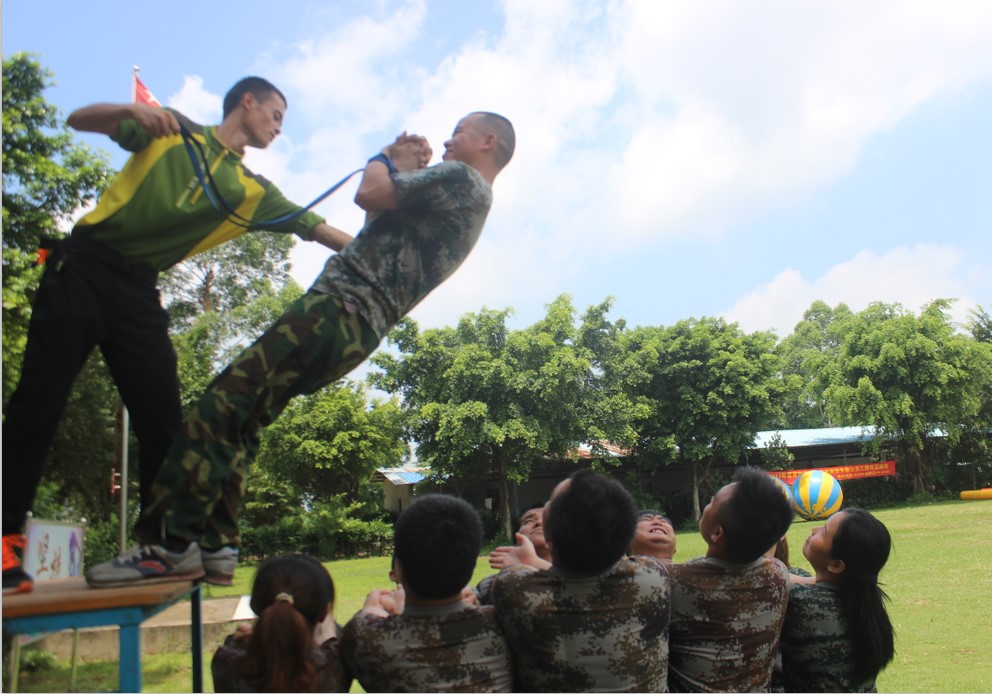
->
<box><xmin>3</xmin><ymin>578</ymin><xmax>202</xmax><ymax>693</ymax></box>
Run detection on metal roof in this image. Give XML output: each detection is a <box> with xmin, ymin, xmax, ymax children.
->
<box><xmin>376</xmin><ymin>465</ymin><xmax>428</xmax><ymax>486</ymax></box>
<box><xmin>752</xmin><ymin>426</ymin><xmax>873</xmax><ymax>449</ymax></box>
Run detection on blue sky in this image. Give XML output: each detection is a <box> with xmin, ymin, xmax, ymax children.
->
<box><xmin>5</xmin><ymin>0</ymin><xmax>991</xmax><ymax>338</ymax></box>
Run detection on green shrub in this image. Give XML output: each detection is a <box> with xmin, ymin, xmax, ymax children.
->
<box><xmin>241</xmin><ymin>500</ymin><xmax>392</xmax><ymax>561</ymax></box>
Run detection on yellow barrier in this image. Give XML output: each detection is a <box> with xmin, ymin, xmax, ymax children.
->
<box><xmin>959</xmin><ymin>488</ymin><xmax>992</xmax><ymax>500</ymax></box>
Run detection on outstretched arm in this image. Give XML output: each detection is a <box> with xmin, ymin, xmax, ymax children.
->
<box><xmin>489</xmin><ymin>532</ymin><xmax>552</xmax><ymax>570</ymax></box>
<box><xmin>354</xmin><ymin>132</ymin><xmax>432</xmax><ymax>214</ymax></box>
<box><xmin>67</xmin><ymin>103</ymin><xmax>179</xmax><ymax>139</ymax></box>
<box><xmin>309</xmin><ymin>221</ymin><xmax>353</xmax><ymax>252</ymax></box>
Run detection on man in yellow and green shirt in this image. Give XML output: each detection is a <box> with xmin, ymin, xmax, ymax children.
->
<box><xmin>2</xmin><ymin>77</ymin><xmax>351</xmax><ymax>596</ymax></box>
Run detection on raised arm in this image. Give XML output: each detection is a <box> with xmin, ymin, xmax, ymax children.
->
<box><xmin>354</xmin><ymin>132</ymin><xmax>432</xmax><ymax>214</ymax></box>
<box><xmin>489</xmin><ymin>532</ymin><xmax>552</xmax><ymax>571</ymax></box>
<box><xmin>67</xmin><ymin>103</ymin><xmax>180</xmax><ymax>139</ymax></box>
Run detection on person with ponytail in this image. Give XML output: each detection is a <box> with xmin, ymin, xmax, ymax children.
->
<box><xmin>779</xmin><ymin>508</ymin><xmax>896</xmax><ymax>692</ymax></box>
<box><xmin>212</xmin><ymin>554</ymin><xmax>350</xmax><ymax>692</ymax></box>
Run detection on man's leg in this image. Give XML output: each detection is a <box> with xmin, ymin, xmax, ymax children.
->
<box><xmin>2</xmin><ymin>259</ymin><xmax>102</xmax><ymax>593</ymax></box>
<box><xmin>99</xmin><ymin>275</ymin><xmax>182</xmax><ymax>546</ymax></box>
<box><xmin>157</xmin><ymin>292</ymin><xmax>380</xmax><ymax>550</ymax></box>
<box><xmin>87</xmin><ymin>292</ymin><xmax>379</xmax><ymax>586</ymax></box>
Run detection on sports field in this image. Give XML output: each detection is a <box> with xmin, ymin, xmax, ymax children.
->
<box><xmin>9</xmin><ymin>499</ymin><xmax>991</xmax><ymax>692</ymax></box>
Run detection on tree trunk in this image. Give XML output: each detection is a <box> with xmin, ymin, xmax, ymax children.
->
<box><xmin>499</xmin><ymin>455</ymin><xmax>513</xmax><ymax>540</ymax></box>
<box><xmin>691</xmin><ymin>461</ymin><xmax>701</xmax><ymax>523</ymax></box>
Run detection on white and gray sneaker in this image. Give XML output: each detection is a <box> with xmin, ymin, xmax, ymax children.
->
<box><xmin>85</xmin><ymin>543</ymin><xmax>205</xmax><ymax>588</ymax></box>
<box><xmin>201</xmin><ymin>546</ymin><xmax>239</xmax><ymax>586</ymax></box>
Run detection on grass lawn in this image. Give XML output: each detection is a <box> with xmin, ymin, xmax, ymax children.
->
<box><xmin>9</xmin><ymin>499</ymin><xmax>991</xmax><ymax>692</ymax></box>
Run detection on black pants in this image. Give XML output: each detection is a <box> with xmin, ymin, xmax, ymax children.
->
<box><xmin>2</xmin><ymin>240</ymin><xmax>182</xmax><ymax>536</ymax></box>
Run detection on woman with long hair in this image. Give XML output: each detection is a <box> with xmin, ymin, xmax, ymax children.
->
<box><xmin>212</xmin><ymin>554</ymin><xmax>350</xmax><ymax>692</ymax></box>
<box><xmin>779</xmin><ymin>508</ymin><xmax>896</xmax><ymax>692</ymax></box>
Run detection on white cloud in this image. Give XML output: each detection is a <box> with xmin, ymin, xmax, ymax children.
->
<box><xmin>168</xmin><ymin>76</ymin><xmax>222</xmax><ymax>124</ymax></box>
<box><xmin>725</xmin><ymin>244</ymin><xmax>980</xmax><ymax>335</ymax></box>
<box><xmin>172</xmin><ymin>0</ymin><xmax>992</xmax><ymax>334</ymax></box>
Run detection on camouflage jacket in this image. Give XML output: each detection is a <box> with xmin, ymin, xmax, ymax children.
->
<box><xmin>668</xmin><ymin>556</ymin><xmax>789</xmax><ymax>692</ymax></box>
<box><xmin>339</xmin><ymin>602</ymin><xmax>513</xmax><ymax>692</ymax></box>
<box><xmin>312</xmin><ymin>161</ymin><xmax>493</xmax><ymax>339</ymax></box>
<box><xmin>779</xmin><ymin>581</ymin><xmax>877</xmax><ymax>692</ymax></box>
<box><xmin>492</xmin><ymin>556</ymin><xmax>671</xmax><ymax>692</ymax></box>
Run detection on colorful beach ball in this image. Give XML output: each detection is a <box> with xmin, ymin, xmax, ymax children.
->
<box><xmin>772</xmin><ymin>476</ymin><xmax>795</xmax><ymax>507</ymax></box>
<box><xmin>791</xmin><ymin>470</ymin><xmax>843</xmax><ymax>520</ymax></box>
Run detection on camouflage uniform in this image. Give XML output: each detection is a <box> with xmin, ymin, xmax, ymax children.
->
<box><xmin>779</xmin><ymin>582</ymin><xmax>877</xmax><ymax>693</ymax></box>
<box><xmin>211</xmin><ymin>633</ymin><xmax>351</xmax><ymax>692</ymax></box>
<box><xmin>475</xmin><ymin>573</ymin><xmax>496</xmax><ymax>606</ymax></box>
<box><xmin>491</xmin><ymin>556</ymin><xmax>671</xmax><ymax>692</ymax></box>
<box><xmin>339</xmin><ymin>602</ymin><xmax>513</xmax><ymax>692</ymax></box>
<box><xmin>137</xmin><ymin>161</ymin><xmax>493</xmax><ymax>549</ymax></box>
<box><xmin>667</xmin><ymin>556</ymin><xmax>789</xmax><ymax>692</ymax></box>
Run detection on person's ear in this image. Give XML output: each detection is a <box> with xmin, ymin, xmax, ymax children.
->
<box><xmin>709</xmin><ymin>524</ymin><xmax>725</xmax><ymax>545</ymax></box>
<box><xmin>481</xmin><ymin>132</ymin><xmax>497</xmax><ymax>154</ymax></box>
<box><xmin>242</xmin><ymin>91</ymin><xmax>256</xmax><ymax>111</ymax></box>
<box><xmin>826</xmin><ymin>558</ymin><xmax>846</xmax><ymax>575</ymax></box>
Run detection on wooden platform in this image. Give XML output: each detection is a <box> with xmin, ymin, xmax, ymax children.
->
<box><xmin>3</xmin><ymin>576</ymin><xmax>194</xmax><ymax>617</ymax></box>
<box><xmin>3</xmin><ymin>576</ymin><xmax>202</xmax><ymax>692</ymax></box>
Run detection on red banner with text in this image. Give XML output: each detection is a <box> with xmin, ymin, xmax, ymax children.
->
<box><xmin>769</xmin><ymin>460</ymin><xmax>897</xmax><ymax>485</ymax></box>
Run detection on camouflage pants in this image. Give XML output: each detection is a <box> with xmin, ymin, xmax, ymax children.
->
<box><xmin>136</xmin><ymin>292</ymin><xmax>381</xmax><ymax>550</ymax></box>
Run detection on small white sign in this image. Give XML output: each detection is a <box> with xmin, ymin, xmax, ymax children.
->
<box><xmin>24</xmin><ymin>519</ymin><xmax>84</xmax><ymax>580</ymax></box>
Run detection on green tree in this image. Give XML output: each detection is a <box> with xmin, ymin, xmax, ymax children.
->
<box><xmin>255</xmin><ymin>382</ymin><xmax>407</xmax><ymax>506</ymax></box>
<box><xmin>967</xmin><ymin>304</ymin><xmax>992</xmax><ymax>343</ymax></box>
<box><xmin>2</xmin><ymin>52</ymin><xmax>113</xmax><ymax>399</ymax></box>
<box><xmin>623</xmin><ymin>317</ymin><xmax>782</xmax><ymax>520</ymax></box>
<box><xmin>2</xmin><ymin>53</ymin><xmax>120</xmax><ymax>525</ymax></box>
<box><xmin>775</xmin><ymin>301</ymin><xmax>854</xmax><ymax>429</ymax></box>
<box><xmin>576</xmin><ymin>297</ymin><xmax>652</xmax><ymax>456</ymax></box>
<box><xmin>824</xmin><ymin>300</ymin><xmax>986</xmax><ymax>492</ymax></box>
<box><xmin>160</xmin><ymin>233</ymin><xmax>296</xmax><ymax>330</ymax></box>
<box><xmin>372</xmin><ymin>295</ymin><xmax>595</xmax><ymax>537</ymax></box>
<box><xmin>170</xmin><ymin>280</ymin><xmax>304</xmax><ymax>410</ymax></box>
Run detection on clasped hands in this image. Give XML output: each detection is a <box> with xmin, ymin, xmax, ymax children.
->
<box><xmin>381</xmin><ymin>132</ymin><xmax>433</xmax><ymax>172</ymax></box>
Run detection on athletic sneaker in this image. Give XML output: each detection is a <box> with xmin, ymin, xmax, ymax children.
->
<box><xmin>201</xmin><ymin>546</ymin><xmax>239</xmax><ymax>586</ymax></box>
<box><xmin>85</xmin><ymin>543</ymin><xmax>205</xmax><ymax>588</ymax></box>
<box><xmin>2</xmin><ymin>534</ymin><xmax>34</xmax><ymax>595</ymax></box>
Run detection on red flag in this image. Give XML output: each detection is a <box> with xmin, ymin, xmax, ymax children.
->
<box><xmin>132</xmin><ymin>70</ymin><xmax>162</xmax><ymax>107</ymax></box>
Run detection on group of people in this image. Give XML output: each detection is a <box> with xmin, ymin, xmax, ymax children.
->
<box><xmin>1</xmin><ymin>73</ymin><xmax>898</xmax><ymax>693</ymax></box>
<box><xmin>219</xmin><ymin>467</ymin><xmax>895</xmax><ymax>692</ymax></box>
<box><xmin>1</xmin><ymin>76</ymin><xmax>514</xmax><ymax>594</ymax></box>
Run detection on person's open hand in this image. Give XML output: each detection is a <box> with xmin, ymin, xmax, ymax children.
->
<box><xmin>489</xmin><ymin>532</ymin><xmax>543</xmax><ymax>569</ymax></box>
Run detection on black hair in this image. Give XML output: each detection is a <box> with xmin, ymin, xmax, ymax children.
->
<box><xmin>394</xmin><ymin>494</ymin><xmax>483</xmax><ymax>600</ymax></box>
<box><xmin>773</xmin><ymin>536</ymin><xmax>790</xmax><ymax>566</ymax></box>
<box><xmin>248</xmin><ymin>554</ymin><xmax>335</xmax><ymax>692</ymax></box>
<box><xmin>470</xmin><ymin>111</ymin><xmax>515</xmax><ymax>170</ymax></box>
<box><xmin>223</xmin><ymin>76</ymin><xmax>287</xmax><ymax>119</ymax></box>
<box><xmin>718</xmin><ymin>467</ymin><xmax>795</xmax><ymax>563</ymax></box>
<box><xmin>545</xmin><ymin>469</ymin><xmax>637</xmax><ymax>575</ymax></box>
<box><xmin>830</xmin><ymin>508</ymin><xmax>896</xmax><ymax>682</ymax></box>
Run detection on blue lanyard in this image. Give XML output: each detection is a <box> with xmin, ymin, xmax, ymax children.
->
<box><xmin>179</xmin><ymin>124</ymin><xmax>363</xmax><ymax>229</ymax></box>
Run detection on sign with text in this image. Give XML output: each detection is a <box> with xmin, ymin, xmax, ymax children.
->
<box><xmin>769</xmin><ymin>460</ymin><xmax>898</xmax><ymax>485</ymax></box>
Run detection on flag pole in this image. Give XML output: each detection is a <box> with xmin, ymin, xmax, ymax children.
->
<box><xmin>117</xmin><ymin>64</ymin><xmax>142</xmax><ymax>552</ymax></box>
